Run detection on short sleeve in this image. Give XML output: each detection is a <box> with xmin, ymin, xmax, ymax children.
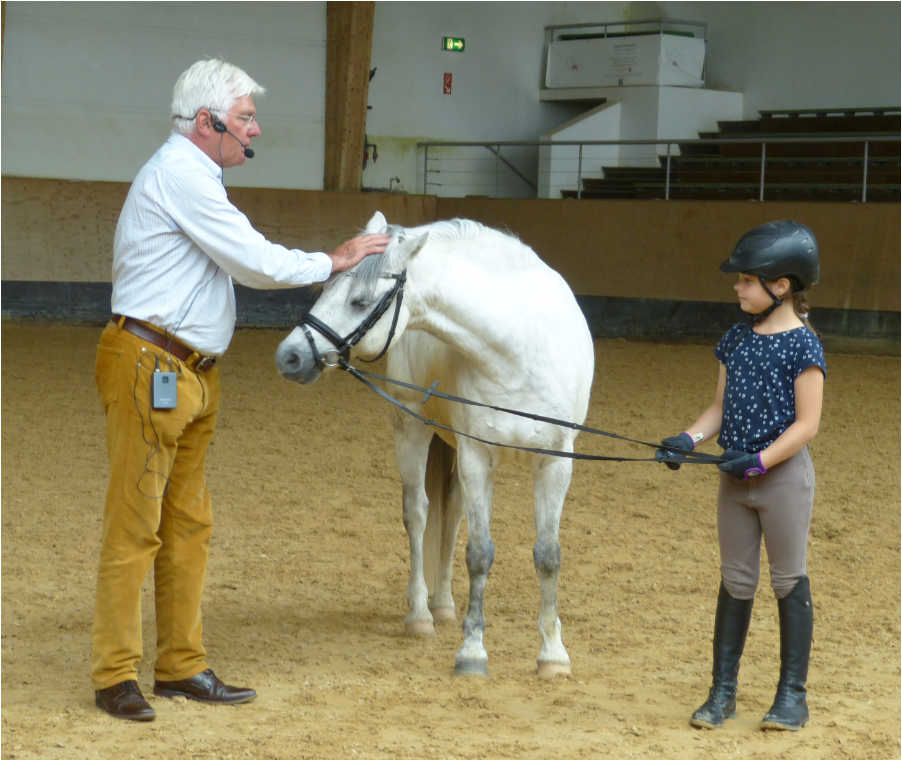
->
<box><xmin>793</xmin><ymin>329</ymin><xmax>827</xmax><ymax>380</ymax></box>
<box><xmin>715</xmin><ymin>324</ymin><xmax>744</xmax><ymax>364</ymax></box>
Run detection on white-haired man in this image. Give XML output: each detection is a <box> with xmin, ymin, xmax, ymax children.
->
<box><xmin>93</xmin><ymin>59</ymin><xmax>390</xmax><ymax>721</ymax></box>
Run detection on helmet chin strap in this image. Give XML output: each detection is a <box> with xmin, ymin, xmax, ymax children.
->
<box><xmin>727</xmin><ymin>275</ymin><xmax>788</xmax><ymax>353</ymax></box>
<box><xmin>755</xmin><ymin>275</ymin><xmax>784</xmax><ymax>322</ymax></box>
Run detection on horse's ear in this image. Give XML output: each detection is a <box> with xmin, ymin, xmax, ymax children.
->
<box><xmin>364</xmin><ymin>211</ymin><xmax>388</xmax><ymax>234</ymax></box>
<box><xmin>395</xmin><ymin>233</ymin><xmax>429</xmax><ymax>268</ymax></box>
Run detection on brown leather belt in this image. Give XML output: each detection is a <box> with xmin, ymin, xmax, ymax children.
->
<box><xmin>111</xmin><ymin>315</ymin><xmax>217</xmax><ymax>372</ymax></box>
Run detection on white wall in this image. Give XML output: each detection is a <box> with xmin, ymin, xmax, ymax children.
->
<box><xmin>1</xmin><ymin>2</ymin><xmax>327</xmax><ymax>188</ymax></box>
<box><xmin>362</xmin><ymin>1</ymin><xmax>629</xmax><ymax>194</ymax></box>
<box><xmin>1</xmin><ymin>2</ymin><xmax>897</xmax><ymax>191</ymax></box>
<box><xmin>629</xmin><ymin>1</ymin><xmax>901</xmax><ymax>118</ymax></box>
<box><xmin>0</xmin><ymin>1</ymin><xmax>631</xmax><ymax>192</ymax></box>
<box><xmin>538</xmin><ymin>102</ymin><xmax>622</xmax><ymax>198</ymax></box>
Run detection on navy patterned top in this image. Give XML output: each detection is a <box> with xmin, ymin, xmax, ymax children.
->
<box><xmin>715</xmin><ymin>324</ymin><xmax>826</xmax><ymax>453</ymax></box>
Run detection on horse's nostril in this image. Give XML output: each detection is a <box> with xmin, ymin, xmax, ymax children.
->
<box><xmin>283</xmin><ymin>352</ymin><xmax>300</xmax><ymax>371</ymax></box>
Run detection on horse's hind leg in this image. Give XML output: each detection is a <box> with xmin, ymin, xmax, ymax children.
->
<box><xmin>429</xmin><ymin>467</ymin><xmax>463</xmax><ymax>623</ymax></box>
<box><xmin>532</xmin><ymin>456</ymin><xmax>573</xmax><ymax>677</ymax></box>
<box><xmin>453</xmin><ymin>442</ymin><xmax>496</xmax><ymax>678</ymax></box>
<box><xmin>393</xmin><ymin>417</ymin><xmax>438</xmax><ymax>636</ymax></box>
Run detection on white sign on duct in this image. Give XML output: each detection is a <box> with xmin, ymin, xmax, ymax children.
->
<box><xmin>546</xmin><ymin>34</ymin><xmax>706</xmax><ymax>89</ymax></box>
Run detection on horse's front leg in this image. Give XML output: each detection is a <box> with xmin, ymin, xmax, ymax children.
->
<box><xmin>532</xmin><ymin>455</ymin><xmax>573</xmax><ymax>677</ymax></box>
<box><xmin>453</xmin><ymin>441</ymin><xmax>496</xmax><ymax>677</ymax></box>
<box><xmin>392</xmin><ymin>415</ymin><xmax>436</xmax><ymax>636</ymax></box>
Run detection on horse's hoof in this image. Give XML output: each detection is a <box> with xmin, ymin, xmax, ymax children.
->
<box><xmin>429</xmin><ymin>606</ymin><xmax>457</xmax><ymax>623</ymax></box>
<box><xmin>454</xmin><ymin>660</ymin><xmax>489</xmax><ymax>678</ymax></box>
<box><xmin>404</xmin><ymin>620</ymin><xmax>436</xmax><ymax>637</ymax></box>
<box><xmin>537</xmin><ymin>661</ymin><xmax>572</xmax><ymax>678</ymax></box>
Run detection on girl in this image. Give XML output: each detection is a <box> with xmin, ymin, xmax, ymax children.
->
<box><xmin>658</xmin><ymin>220</ymin><xmax>825</xmax><ymax>732</ymax></box>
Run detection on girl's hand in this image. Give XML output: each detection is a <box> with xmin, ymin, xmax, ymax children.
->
<box><xmin>655</xmin><ymin>433</ymin><xmax>695</xmax><ymax>471</ymax></box>
<box><xmin>718</xmin><ymin>450</ymin><xmax>767</xmax><ymax>480</ymax></box>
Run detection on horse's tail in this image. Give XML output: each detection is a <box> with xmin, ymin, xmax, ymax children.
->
<box><xmin>423</xmin><ymin>434</ymin><xmax>455</xmax><ymax>597</ymax></box>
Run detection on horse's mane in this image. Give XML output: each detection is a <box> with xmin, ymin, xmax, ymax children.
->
<box><xmin>333</xmin><ymin>219</ymin><xmax>518</xmax><ymax>298</ymax></box>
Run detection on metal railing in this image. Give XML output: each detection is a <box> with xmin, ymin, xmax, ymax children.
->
<box><xmin>417</xmin><ymin>135</ymin><xmax>900</xmax><ymax>202</ymax></box>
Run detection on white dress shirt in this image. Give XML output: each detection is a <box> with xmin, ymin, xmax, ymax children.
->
<box><xmin>111</xmin><ymin>133</ymin><xmax>332</xmax><ymax>356</ymax></box>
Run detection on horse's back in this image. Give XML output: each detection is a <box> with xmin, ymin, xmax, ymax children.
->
<box><xmin>428</xmin><ymin>224</ymin><xmax>593</xmax><ymax>366</ymax></box>
<box><xmin>480</xmin><ymin>235</ymin><xmax>594</xmax><ymax>421</ymax></box>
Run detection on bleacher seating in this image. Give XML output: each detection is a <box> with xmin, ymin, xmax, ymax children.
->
<box><xmin>563</xmin><ymin>108</ymin><xmax>901</xmax><ymax>201</ymax></box>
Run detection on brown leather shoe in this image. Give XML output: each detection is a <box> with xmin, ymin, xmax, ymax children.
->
<box><xmin>153</xmin><ymin>669</ymin><xmax>256</xmax><ymax>705</ymax></box>
<box><xmin>95</xmin><ymin>680</ymin><xmax>156</xmax><ymax>721</ymax></box>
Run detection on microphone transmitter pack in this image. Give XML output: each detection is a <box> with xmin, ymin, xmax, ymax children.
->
<box><xmin>152</xmin><ymin>371</ymin><xmax>178</xmax><ymax>409</ymax></box>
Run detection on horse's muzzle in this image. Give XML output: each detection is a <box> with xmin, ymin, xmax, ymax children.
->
<box><xmin>275</xmin><ymin>337</ymin><xmax>322</xmax><ymax>384</ymax></box>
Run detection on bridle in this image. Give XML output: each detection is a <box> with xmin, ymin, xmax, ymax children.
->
<box><xmin>298</xmin><ymin>270</ymin><xmax>408</xmax><ymax>368</ymax></box>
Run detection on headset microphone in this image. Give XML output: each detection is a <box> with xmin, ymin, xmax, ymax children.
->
<box><xmin>210</xmin><ymin>115</ymin><xmax>255</xmax><ymax>159</ymax></box>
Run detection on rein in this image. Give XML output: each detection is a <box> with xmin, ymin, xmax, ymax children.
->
<box><xmin>337</xmin><ymin>358</ymin><xmax>725</xmax><ymax>466</ymax></box>
<box><xmin>298</xmin><ymin>267</ymin><xmax>722</xmax><ymax>466</ymax></box>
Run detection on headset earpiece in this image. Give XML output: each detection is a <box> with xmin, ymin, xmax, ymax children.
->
<box><xmin>205</xmin><ymin>112</ymin><xmax>255</xmax><ymax>160</ymax></box>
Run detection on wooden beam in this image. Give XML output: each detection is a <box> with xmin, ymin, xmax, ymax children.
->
<box><xmin>324</xmin><ymin>1</ymin><xmax>375</xmax><ymax>192</ymax></box>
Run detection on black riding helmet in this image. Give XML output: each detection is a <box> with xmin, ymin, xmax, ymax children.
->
<box><xmin>720</xmin><ymin>220</ymin><xmax>819</xmax><ymax>323</ymax></box>
<box><xmin>720</xmin><ymin>220</ymin><xmax>820</xmax><ymax>291</ymax></box>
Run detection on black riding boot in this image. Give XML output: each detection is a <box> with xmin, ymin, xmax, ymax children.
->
<box><xmin>690</xmin><ymin>581</ymin><xmax>754</xmax><ymax>729</ymax></box>
<box><xmin>761</xmin><ymin>576</ymin><xmax>813</xmax><ymax>731</ymax></box>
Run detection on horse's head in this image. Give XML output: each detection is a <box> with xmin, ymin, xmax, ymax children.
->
<box><xmin>275</xmin><ymin>212</ymin><xmax>428</xmax><ymax>384</ymax></box>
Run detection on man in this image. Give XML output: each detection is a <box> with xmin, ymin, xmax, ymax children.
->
<box><xmin>93</xmin><ymin>58</ymin><xmax>390</xmax><ymax>721</ymax></box>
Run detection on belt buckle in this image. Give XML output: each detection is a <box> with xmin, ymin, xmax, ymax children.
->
<box><xmin>196</xmin><ymin>356</ymin><xmax>216</xmax><ymax>372</ymax></box>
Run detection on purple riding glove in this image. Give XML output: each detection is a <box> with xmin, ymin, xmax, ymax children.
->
<box><xmin>718</xmin><ymin>450</ymin><xmax>767</xmax><ymax>480</ymax></box>
<box><xmin>655</xmin><ymin>432</ymin><xmax>695</xmax><ymax>471</ymax></box>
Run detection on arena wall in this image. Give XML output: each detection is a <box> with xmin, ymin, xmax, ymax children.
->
<box><xmin>436</xmin><ymin>197</ymin><xmax>901</xmax><ymax>310</ymax></box>
<box><xmin>1</xmin><ymin>177</ymin><xmax>898</xmax><ymax>349</ymax></box>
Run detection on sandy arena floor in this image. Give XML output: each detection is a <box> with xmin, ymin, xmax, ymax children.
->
<box><xmin>1</xmin><ymin>324</ymin><xmax>899</xmax><ymax>760</ymax></box>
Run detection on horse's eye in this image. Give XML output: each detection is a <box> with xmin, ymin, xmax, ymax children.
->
<box><xmin>350</xmin><ymin>297</ymin><xmax>367</xmax><ymax>309</ymax></box>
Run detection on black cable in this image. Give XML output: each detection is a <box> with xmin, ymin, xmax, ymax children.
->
<box><xmin>218</xmin><ymin>132</ymin><xmax>226</xmax><ymax>186</ymax></box>
<box><xmin>132</xmin><ymin>350</ymin><xmax>175</xmax><ymax>500</ymax></box>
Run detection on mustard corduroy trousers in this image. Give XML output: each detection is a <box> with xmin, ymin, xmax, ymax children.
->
<box><xmin>91</xmin><ymin>321</ymin><xmax>220</xmax><ymax>691</ymax></box>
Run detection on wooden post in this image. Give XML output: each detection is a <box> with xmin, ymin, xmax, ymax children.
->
<box><xmin>324</xmin><ymin>1</ymin><xmax>375</xmax><ymax>192</ymax></box>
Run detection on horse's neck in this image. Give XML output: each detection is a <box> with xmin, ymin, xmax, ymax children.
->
<box><xmin>404</xmin><ymin>251</ymin><xmax>529</xmax><ymax>369</ymax></box>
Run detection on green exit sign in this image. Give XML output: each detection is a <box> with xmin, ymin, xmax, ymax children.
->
<box><xmin>442</xmin><ymin>37</ymin><xmax>465</xmax><ymax>52</ymax></box>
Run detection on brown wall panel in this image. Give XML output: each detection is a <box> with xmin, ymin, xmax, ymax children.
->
<box><xmin>435</xmin><ymin>198</ymin><xmax>901</xmax><ymax>312</ymax></box>
<box><xmin>1</xmin><ymin>178</ymin><xmax>129</xmax><ymax>282</ymax></box>
<box><xmin>226</xmin><ymin>186</ymin><xmax>434</xmax><ymax>255</ymax></box>
<box><xmin>1</xmin><ymin>178</ymin><xmax>435</xmax><ymax>282</ymax></box>
<box><xmin>2</xmin><ymin>177</ymin><xmax>897</xmax><ymax>315</ymax></box>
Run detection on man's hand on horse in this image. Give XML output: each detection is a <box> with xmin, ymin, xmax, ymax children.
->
<box><xmin>655</xmin><ymin>432</ymin><xmax>695</xmax><ymax>471</ymax></box>
<box><xmin>328</xmin><ymin>234</ymin><xmax>392</xmax><ymax>273</ymax></box>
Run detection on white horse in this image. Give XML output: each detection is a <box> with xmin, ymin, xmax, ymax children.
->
<box><xmin>275</xmin><ymin>212</ymin><xmax>594</xmax><ymax>677</ymax></box>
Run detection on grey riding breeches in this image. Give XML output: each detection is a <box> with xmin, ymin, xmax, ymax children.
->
<box><xmin>717</xmin><ymin>448</ymin><xmax>815</xmax><ymax>600</ymax></box>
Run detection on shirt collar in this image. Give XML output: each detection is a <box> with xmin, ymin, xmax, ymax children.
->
<box><xmin>168</xmin><ymin>132</ymin><xmax>223</xmax><ymax>178</ymax></box>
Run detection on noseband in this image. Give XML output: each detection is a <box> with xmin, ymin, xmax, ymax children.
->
<box><xmin>299</xmin><ymin>270</ymin><xmax>407</xmax><ymax>368</ymax></box>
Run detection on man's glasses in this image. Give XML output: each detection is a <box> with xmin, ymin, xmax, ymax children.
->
<box><xmin>228</xmin><ymin>112</ymin><xmax>257</xmax><ymax>128</ymax></box>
